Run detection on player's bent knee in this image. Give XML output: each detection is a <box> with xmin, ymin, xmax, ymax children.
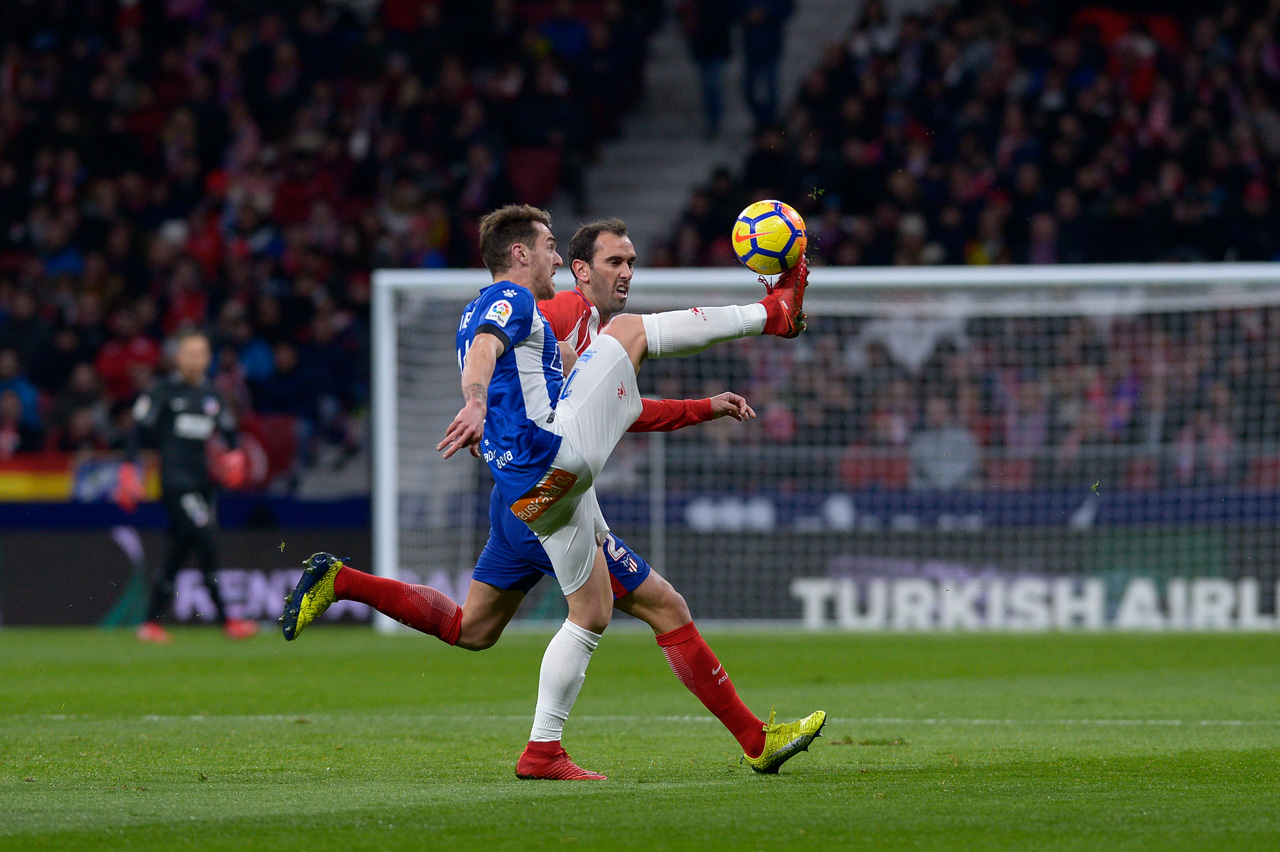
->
<box><xmin>601</xmin><ymin>315</ymin><xmax>648</xmax><ymax>365</ymax></box>
<box><xmin>570</xmin><ymin>609</ymin><xmax>611</xmax><ymax>635</ymax></box>
<box><xmin>636</xmin><ymin>573</ymin><xmax>690</xmax><ymax>619</ymax></box>
<box><xmin>664</xmin><ymin>588</ymin><xmax>692</xmax><ymax>624</ymax></box>
<box><xmin>616</xmin><ymin>572</ymin><xmax>691</xmax><ymax>634</ymax></box>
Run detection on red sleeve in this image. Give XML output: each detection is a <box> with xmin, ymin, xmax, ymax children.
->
<box><xmin>628</xmin><ymin>397</ymin><xmax>716</xmax><ymax>432</ymax></box>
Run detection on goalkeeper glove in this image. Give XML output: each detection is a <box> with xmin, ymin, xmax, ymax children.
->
<box><xmin>213</xmin><ymin>448</ymin><xmax>248</xmax><ymax>489</ymax></box>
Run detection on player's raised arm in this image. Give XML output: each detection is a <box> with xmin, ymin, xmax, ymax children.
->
<box><xmin>627</xmin><ymin>391</ymin><xmax>755</xmax><ymax>432</ymax></box>
<box><xmin>438</xmin><ymin>331</ymin><xmax>505</xmax><ymax>459</ymax></box>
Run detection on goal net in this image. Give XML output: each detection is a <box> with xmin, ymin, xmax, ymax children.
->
<box><xmin>373</xmin><ymin>264</ymin><xmax>1280</xmax><ymax>631</ymax></box>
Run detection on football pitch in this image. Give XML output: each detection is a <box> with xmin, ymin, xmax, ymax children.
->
<box><xmin>2</xmin><ymin>628</ymin><xmax>1277</xmax><ymax>851</ymax></box>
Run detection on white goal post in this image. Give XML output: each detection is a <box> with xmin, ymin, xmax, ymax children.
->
<box><xmin>373</xmin><ymin>263</ymin><xmax>1280</xmax><ymax>633</ymax></box>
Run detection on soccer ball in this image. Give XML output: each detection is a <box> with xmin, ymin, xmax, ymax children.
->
<box><xmin>731</xmin><ymin>200</ymin><xmax>807</xmax><ymax>276</ymax></box>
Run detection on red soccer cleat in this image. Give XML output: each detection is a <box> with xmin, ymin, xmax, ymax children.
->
<box><xmin>515</xmin><ymin>741</ymin><xmax>607</xmax><ymax>780</ymax></box>
<box><xmin>760</xmin><ymin>253</ymin><xmax>809</xmax><ymax>338</ymax></box>
<box><xmin>223</xmin><ymin>618</ymin><xmax>258</xmax><ymax>640</ymax></box>
<box><xmin>135</xmin><ymin>621</ymin><xmax>171</xmax><ymax>644</ymax></box>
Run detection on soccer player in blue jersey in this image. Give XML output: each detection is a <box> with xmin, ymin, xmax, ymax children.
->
<box><xmin>284</xmin><ymin>205</ymin><xmax>820</xmax><ymax>779</ymax></box>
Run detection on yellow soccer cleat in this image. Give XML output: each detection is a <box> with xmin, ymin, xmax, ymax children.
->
<box><xmin>743</xmin><ymin>709</ymin><xmax>826</xmax><ymax>774</ymax></box>
<box><xmin>281</xmin><ymin>552</ymin><xmax>344</xmax><ymax>641</ymax></box>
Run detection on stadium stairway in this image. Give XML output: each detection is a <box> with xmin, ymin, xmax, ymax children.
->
<box><xmin>578</xmin><ymin>0</ymin><xmax>865</xmax><ymax>256</ymax></box>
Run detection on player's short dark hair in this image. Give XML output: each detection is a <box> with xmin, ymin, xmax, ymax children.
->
<box><xmin>478</xmin><ymin>204</ymin><xmax>553</xmax><ymax>274</ymax></box>
<box><xmin>568</xmin><ymin>218</ymin><xmax>629</xmax><ymax>266</ymax></box>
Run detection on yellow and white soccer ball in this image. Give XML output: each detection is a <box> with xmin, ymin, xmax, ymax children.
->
<box><xmin>731</xmin><ymin>199</ymin><xmax>807</xmax><ymax>276</ymax></box>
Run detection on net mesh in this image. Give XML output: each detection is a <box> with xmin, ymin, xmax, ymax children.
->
<box><xmin>385</xmin><ymin>270</ymin><xmax>1280</xmax><ymax>628</ymax></box>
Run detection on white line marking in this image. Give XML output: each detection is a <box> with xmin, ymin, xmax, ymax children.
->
<box><xmin>26</xmin><ymin>714</ymin><xmax>1280</xmax><ymax>727</ymax></box>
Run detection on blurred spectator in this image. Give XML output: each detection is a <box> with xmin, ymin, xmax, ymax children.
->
<box><xmin>0</xmin><ymin>348</ymin><xmax>41</xmax><ymax>429</ymax></box>
<box><xmin>214</xmin><ymin>301</ymin><xmax>274</xmax><ymax>385</ymax></box>
<box><xmin>679</xmin><ymin>0</ymin><xmax>734</xmax><ymax>139</ymax></box>
<box><xmin>94</xmin><ymin>310</ymin><xmax>160</xmax><ymax>404</ymax></box>
<box><xmin>0</xmin><ymin>291</ymin><xmax>53</xmax><ymax>375</ymax></box>
<box><xmin>51</xmin><ymin>363</ymin><xmax>112</xmax><ymax>446</ymax></box>
<box><xmin>909</xmin><ymin>396</ymin><xmax>980</xmax><ymax>490</ymax></box>
<box><xmin>0</xmin><ymin>389</ymin><xmax>43</xmax><ymax>457</ymax></box>
<box><xmin>741</xmin><ymin>0</ymin><xmax>795</xmax><ymax>130</ymax></box>
<box><xmin>1174</xmin><ymin>380</ymin><xmax>1239</xmax><ymax>486</ymax></box>
<box><xmin>253</xmin><ymin>340</ymin><xmax>322</xmax><ymax>471</ymax></box>
<box><xmin>56</xmin><ymin>407</ymin><xmax>108</xmax><ymax>454</ymax></box>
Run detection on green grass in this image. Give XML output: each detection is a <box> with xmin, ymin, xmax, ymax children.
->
<box><xmin>2</xmin><ymin>628</ymin><xmax>1278</xmax><ymax>851</ymax></box>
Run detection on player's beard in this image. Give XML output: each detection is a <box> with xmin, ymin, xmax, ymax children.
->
<box><xmin>589</xmin><ymin>274</ymin><xmax>628</xmax><ymax>316</ymax></box>
<box><xmin>533</xmin><ymin>268</ymin><xmax>556</xmax><ymax>300</ymax></box>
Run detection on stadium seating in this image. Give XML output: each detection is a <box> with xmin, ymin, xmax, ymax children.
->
<box><xmin>0</xmin><ymin>0</ymin><xmax>660</xmax><ymax>489</ymax></box>
<box><xmin>669</xmin><ymin>2</ymin><xmax>1280</xmax><ymax>267</ymax></box>
<box><xmin>2</xmin><ymin>0</ymin><xmax>1278</xmax><ymax>495</ymax></box>
<box><xmin>652</xmin><ymin>2</ymin><xmax>1280</xmax><ymax>492</ymax></box>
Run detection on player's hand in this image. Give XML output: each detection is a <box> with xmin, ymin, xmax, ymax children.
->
<box><xmin>438</xmin><ymin>399</ymin><xmax>485</xmax><ymax>459</ymax></box>
<box><xmin>709</xmin><ymin>392</ymin><xmax>755</xmax><ymax>421</ymax></box>
<box><xmin>114</xmin><ymin>461</ymin><xmax>144</xmax><ymax>513</ymax></box>
<box><xmin>214</xmin><ymin>448</ymin><xmax>248</xmax><ymax>489</ymax></box>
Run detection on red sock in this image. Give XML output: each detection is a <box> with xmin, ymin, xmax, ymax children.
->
<box><xmin>656</xmin><ymin>622</ymin><xmax>765</xmax><ymax>758</ymax></box>
<box><xmin>334</xmin><ymin>568</ymin><xmax>462</xmax><ymax>645</ymax></box>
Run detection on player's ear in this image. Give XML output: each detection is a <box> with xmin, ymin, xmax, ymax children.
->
<box><xmin>512</xmin><ymin>241</ymin><xmax>528</xmax><ymax>268</ymax></box>
<box><xmin>571</xmin><ymin>258</ymin><xmax>591</xmax><ymax>284</ymax></box>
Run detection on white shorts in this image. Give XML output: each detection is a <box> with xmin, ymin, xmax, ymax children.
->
<box><xmin>519</xmin><ymin>334</ymin><xmax>642</xmax><ymax>595</ymax></box>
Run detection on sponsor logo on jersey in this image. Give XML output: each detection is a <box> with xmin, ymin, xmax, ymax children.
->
<box><xmin>503</xmin><ymin>289</ymin><xmax>517</xmax><ymax>297</ymax></box>
<box><xmin>483</xmin><ymin>447</ymin><xmax>514</xmax><ymax>468</ymax></box>
<box><xmin>173</xmin><ymin>412</ymin><xmax>215</xmax><ymax>440</ymax></box>
<box><xmin>484</xmin><ymin>299</ymin><xmax>514</xmax><ymax>327</ymax></box>
<box><xmin>510</xmin><ymin>468</ymin><xmax>578</xmax><ymax>523</ymax></box>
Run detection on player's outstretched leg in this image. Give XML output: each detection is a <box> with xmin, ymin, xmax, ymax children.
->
<box><xmin>743</xmin><ymin>708</ymin><xmax>827</xmax><ymax>774</ymax></box>
<box><xmin>281</xmin><ymin>552</ymin><xmax>463</xmax><ymax>644</ymax></box>
<box><xmin>608</xmin><ymin>252</ymin><xmax>810</xmax><ymax>364</ymax></box>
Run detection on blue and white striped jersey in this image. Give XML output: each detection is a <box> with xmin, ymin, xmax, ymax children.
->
<box><xmin>456</xmin><ymin>282</ymin><xmax>564</xmax><ymax>504</ymax></box>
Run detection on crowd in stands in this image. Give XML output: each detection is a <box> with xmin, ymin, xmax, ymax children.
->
<box><xmin>664</xmin><ymin>0</ymin><xmax>1280</xmax><ymax>267</ymax></box>
<box><xmin>0</xmin><ymin>0</ymin><xmax>659</xmax><ymax>483</ymax></box>
<box><xmin>647</xmin><ymin>305</ymin><xmax>1280</xmax><ymax>492</ymax></box>
<box><xmin>648</xmin><ymin>1</ymin><xmax>1280</xmax><ymax>491</ymax></box>
<box><xmin>4</xmin><ymin>0</ymin><xmax>1278</xmax><ymax>495</ymax></box>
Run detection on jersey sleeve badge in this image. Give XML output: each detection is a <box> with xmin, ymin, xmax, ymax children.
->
<box><xmin>484</xmin><ymin>299</ymin><xmax>514</xmax><ymax>327</ymax></box>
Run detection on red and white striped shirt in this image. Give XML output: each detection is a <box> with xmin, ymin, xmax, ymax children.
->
<box><xmin>539</xmin><ymin>288</ymin><xmax>714</xmax><ymax>432</ymax></box>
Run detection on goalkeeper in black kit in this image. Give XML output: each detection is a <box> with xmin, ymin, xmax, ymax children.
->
<box><xmin>116</xmin><ymin>329</ymin><xmax>257</xmax><ymax>643</ymax></box>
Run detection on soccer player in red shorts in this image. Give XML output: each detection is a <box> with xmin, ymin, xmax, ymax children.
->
<box><xmin>283</xmin><ymin>209</ymin><xmax>823</xmax><ymax>779</ymax></box>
